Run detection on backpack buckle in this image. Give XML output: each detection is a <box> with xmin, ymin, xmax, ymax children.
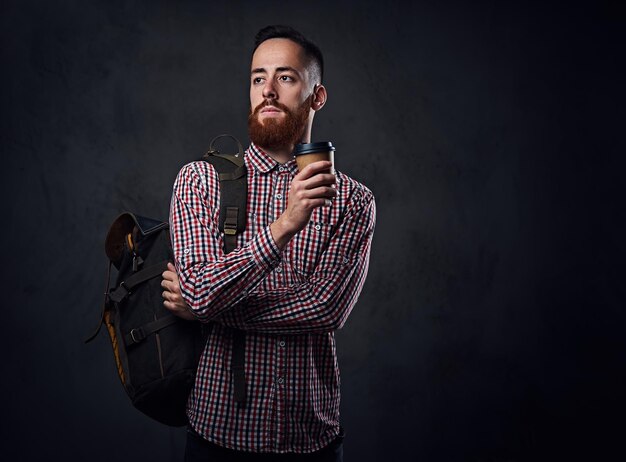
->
<box><xmin>109</xmin><ymin>281</ymin><xmax>130</xmax><ymax>304</ymax></box>
<box><xmin>224</xmin><ymin>206</ymin><xmax>239</xmax><ymax>236</ymax></box>
<box><xmin>129</xmin><ymin>328</ymin><xmax>145</xmax><ymax>344</ymax></box>
<box><xmin>119</xmin><ymin>280</ymin><xmax>132</xmax><ymax>297</ymax></box>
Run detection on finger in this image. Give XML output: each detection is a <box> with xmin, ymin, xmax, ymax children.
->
<box><xmin>302</xmin><ymin>173</ymin><xmax>336</xmax><ymax>190</ymax></box>
<box><xmin>300</xmin><ymin>186</ymin><xmax>337</xmax><ymax>200</ymax></box>
<box><xmin>295</xmin><ymin>197</ymin><xmax>330</xmax><ymax>210</ymax></box>
<box><xmin>161</xmin><ymin>279</ymin><xmax>174</xmax><ymax>291</ymax></box>
<box><xmin>296</xmin><ymin>161</ymin><xmax>333</xmax><ymax>181</ymax></box>
<box><xmin>162</xmin><ymin>290</ymin><xmax>182</xmax><ymax>303</ymax></box>
<box><xmin>168</xmin><ymin>279</ymin><xmax>181</xmax><ymax>295</ymax></box>
<box><xmin>164</xmin><ymin>296</ymin><xmax>190</xmax><ymax>311</ymax></box>
<box><xmin>164</xmin><ymin>300</ymin><xmax>196</xmax><ymax>320</ymax></box>
<box><xmin>162</xmin><ymin>270</ymin><xmax>175</xmax><ymax>282</ymax></box>
<box><xmin>161</xmin><ymin>277</ymin><xmax>179</xmax><ymax>292</ymax></box>
<box><xmin>167</xmin><ymin>262</ymin><xmax>176</xmax><ymax>271</ymax></box>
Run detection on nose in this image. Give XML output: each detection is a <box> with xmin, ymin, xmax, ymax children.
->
<box><xmin>262</xmin><ymin>79</ymin><xmax>277</xmax><ymax>99</ymax></box>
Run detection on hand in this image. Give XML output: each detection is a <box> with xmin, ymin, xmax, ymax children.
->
<box><xmin>161</xmin><ymin>262</ymin><xmax>196</xmax><ymax>320</ymax></box>
<box><xmin>271</xmin><ymin>160</ymin><xmax>337</xmax><ymax>248</ymax></box>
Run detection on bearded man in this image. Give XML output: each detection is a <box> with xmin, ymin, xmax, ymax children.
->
<box><xmin>161</xmin><ymin>25</ymin><xmax>376</xmax><ymax>462</ymax></box>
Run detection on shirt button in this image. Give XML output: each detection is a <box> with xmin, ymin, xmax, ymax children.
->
<box><xmin>276</xmin><ymin>193</ymin><xmax>283</xmax><ymax>199</ymax></box>
<box><xmin>343</xmin><ymin>257</ymin><xmax>349</xmax><ymax>264</ymax></box>
<box><xmin>275</xmin><ymin>267</ymin><xmax>282</xmax><ymax>273</ymax></box>
<box><xmin>279</xmin><ymin>166</ymin><xmax>285</xmax><ymax>172</ymax></box>
<box><xmin>183</xmin><ymin>248</ymin><xmax>191</xmax><ymax>255</ymax></box>
<box><xmin>314</xmin><ymin>224</ymin><xmax>321</xmax><ymax>231</ymax></box>
<box><xmin>279</xmin><ymin>340</ymin><xmax>285</xmax><ymax>347</ymax></box>
<box><xmin>277</xmin><ymin>377</ymin><xmax>284</xmax><ymax>384</ymax></box>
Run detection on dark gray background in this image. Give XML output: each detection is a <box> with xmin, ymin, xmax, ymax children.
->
<box><xmin>2</xmin><ymin>0</ymin><xmax>624</xmax><ymax>461</ymax></box>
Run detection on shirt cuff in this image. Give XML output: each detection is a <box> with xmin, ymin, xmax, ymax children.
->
<box><xmin>249</xmin><ymin>225</ymin><xmax>281</xmax><ymax>272</ymax></box>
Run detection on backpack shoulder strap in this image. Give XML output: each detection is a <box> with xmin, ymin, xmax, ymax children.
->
<box><xmin>201</xmin><ymin>134</ymin><xmax>248</xmax><ymax>254</ymax></box>
<box><xmin>202</xmin><ymin>135</ymin><xmax>248</xmax><ymax>406</ymax></box>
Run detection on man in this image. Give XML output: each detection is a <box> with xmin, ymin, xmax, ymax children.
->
<box><xmin>161</xmin><ymin>25</ymin><xmax>375</xmax><ymax>461</ymax></box>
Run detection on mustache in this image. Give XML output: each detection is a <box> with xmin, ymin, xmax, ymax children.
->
<box><xmin>251</xmin><ymin>100</ymin><xmax>291</xmax><ymax>115</ymax></box>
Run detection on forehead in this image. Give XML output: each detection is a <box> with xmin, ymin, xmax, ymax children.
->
<box><xmin>251</xmin><ymin>38</ymin><xmax>308</xmax><ymax>73</ymax></box>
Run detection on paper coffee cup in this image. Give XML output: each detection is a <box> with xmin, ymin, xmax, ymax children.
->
<box><xmin>293</xmin><ymin>141</ymin><xmax>335</xmax><ymax>173</ymax></box>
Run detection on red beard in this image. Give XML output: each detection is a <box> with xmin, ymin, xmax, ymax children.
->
<box><xmin>248</xmin><ymin>95</ymin><xmax>313</xmax><ymax>151</ymax></box>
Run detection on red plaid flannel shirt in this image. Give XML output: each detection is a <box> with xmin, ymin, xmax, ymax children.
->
<box><xmin>169</xmin><ymin>142</ymin><xmax>375</xmax><ymax>453</ymax></box>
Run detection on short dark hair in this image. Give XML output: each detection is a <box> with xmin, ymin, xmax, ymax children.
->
<box><xmin>253</xmin><ymin>25</ymin><xmax>324</xmax><ymax>84</ymax></box>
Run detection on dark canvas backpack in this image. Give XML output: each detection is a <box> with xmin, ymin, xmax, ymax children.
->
<box><xmin>86</xmin><ymin>135</ymin><xmax>249</xmax><ymax>426</ymax></box>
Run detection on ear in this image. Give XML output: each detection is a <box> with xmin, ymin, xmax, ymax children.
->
<box><xmin>311</xmin><ymin>84</ymin><xmax>327</xmax><ymax>112</ymax></box>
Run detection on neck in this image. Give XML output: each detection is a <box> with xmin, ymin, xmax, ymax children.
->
<box><xmin>260</xmin><ymin>146</ymin><xmax>296</xmax><ymax>164</ymax></box>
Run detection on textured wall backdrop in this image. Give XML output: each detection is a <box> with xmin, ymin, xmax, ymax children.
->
<box><xmin>1</xmin><ymin>1</ymin><xmax>624</xmax><ymax>461</ymax></box>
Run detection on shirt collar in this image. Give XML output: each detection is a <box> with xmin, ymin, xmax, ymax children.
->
<box><xmin>246</xmin><ymin>142</ymin><xmax>299</xmax><ymax>175</ymax></box>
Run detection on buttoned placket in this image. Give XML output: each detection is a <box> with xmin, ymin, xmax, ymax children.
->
<box><xmin>274</xmin><ymin>335</ymin><xmax>287</xmax><ymax>449</ymax></box>
<box><xmin>271</xmin><ymin>165</ymin><xmax>290</xmax><ymax>449</ymax></box>
<box><xmin>271</xmin><ymin>166</ymin><xmax>291</xmax><ymax>284</ymax></box>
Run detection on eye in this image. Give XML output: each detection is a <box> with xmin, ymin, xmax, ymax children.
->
<box><xmin>252</xmin><ymin>77</ymin><xmax>264</xmax><ymax>85</ymax></box>
<box><xmin>278</xmin><ymin>75</ymin><xmax>294</xmax><ymax>82</ymax></box>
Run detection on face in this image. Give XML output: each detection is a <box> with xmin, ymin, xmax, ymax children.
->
<box><xmin>248</xmin><ymin>38</ymin><xmax>320</xmax><ymax>150</ymax></box>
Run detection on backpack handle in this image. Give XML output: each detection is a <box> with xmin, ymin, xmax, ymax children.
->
<box><xmin>208</xmin><ymin>134</ymin><xmax>245</xmax><ymax>158</ymax></box>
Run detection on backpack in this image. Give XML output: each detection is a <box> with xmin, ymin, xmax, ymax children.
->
<box><xmin>85</xmin><ymin>135</ymin><xmax>249</xmax><ymax>426</ymax></box>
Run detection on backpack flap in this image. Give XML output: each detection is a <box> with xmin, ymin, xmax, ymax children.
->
<box><xmin>106</xmin><ymin>212</ymin><xmax>170</xmax><ymax>305</ymax></box>
<box><xmin>86</xmin><ymin>213</ymin><xmax>169</xmax><ymax>344</ymax></box>
<box><xmin>105</xmin><ymin>212</ymin><xmax>168</xmax><ymax>270</ymax></box>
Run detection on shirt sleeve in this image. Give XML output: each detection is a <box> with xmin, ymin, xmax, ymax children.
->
<box><xmin>215</xmin><ymin>185</ymin><xmax>376</xmax><ymax>335</ymax></box>
<box><xmin>170</xmin><ymin>161</ymin><xmax>281</xmax><ymax>322</ymax></box>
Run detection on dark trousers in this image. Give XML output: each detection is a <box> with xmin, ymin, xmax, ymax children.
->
<box><xmin>184</xmin><ymin>426</ymin><xmax>344</xmax><ymax>462</ymax></box>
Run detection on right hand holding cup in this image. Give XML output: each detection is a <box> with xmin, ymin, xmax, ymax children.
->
<box><xmin>282</xmin><ymin>160</ymin><xmax>337</xmax><ymax>234</ymax></box>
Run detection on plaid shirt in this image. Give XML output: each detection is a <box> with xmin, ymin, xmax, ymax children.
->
<box><xmin>169</xmin><ymin>142</ymin><xmax>375</xmax><ymax>453</ymax></box>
